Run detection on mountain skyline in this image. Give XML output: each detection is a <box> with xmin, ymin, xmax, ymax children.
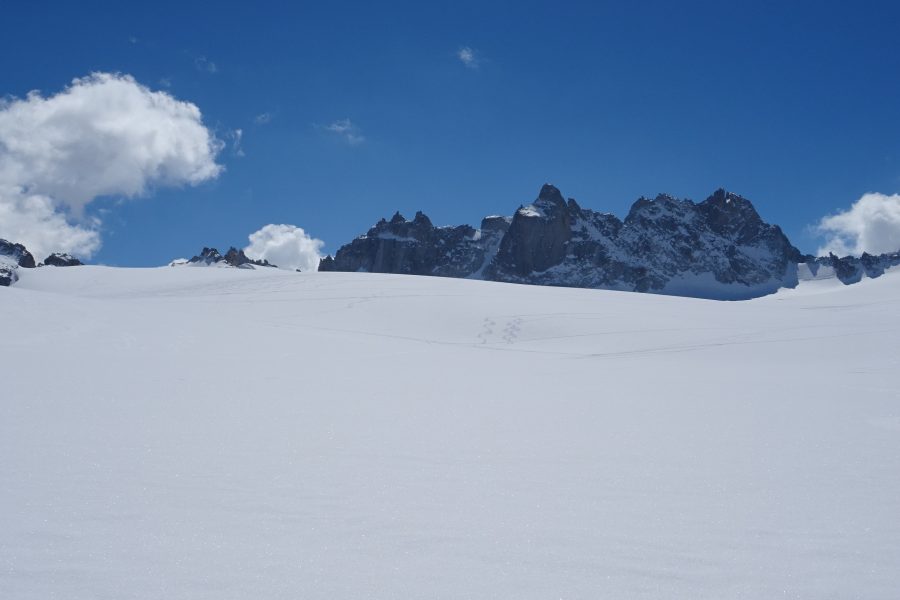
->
<box><xmin>3</xmin><ymin>1</ymin><xmax>900</xmax><ymax>267</ymax></box>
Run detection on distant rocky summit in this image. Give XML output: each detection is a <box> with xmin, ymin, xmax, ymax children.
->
<box><xmin>174</xmin><ymin>247</ymin><xmax>276</xmax><ymax>269</ymax></box>
<box><xmin>321</xmin><ymin>184</ymin><xmax>808</xmax><ymax>299</ymax></box>
<box><xmin>799</xmin><ymin>251</ymin><xmax>900</xmax><ymax>284</ymax></box>
<box><xmin>43</xmin><ymin>253</ymin><xmax>83</xmax><ymax>267</ymax></box>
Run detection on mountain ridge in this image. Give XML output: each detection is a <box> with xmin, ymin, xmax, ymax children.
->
<box><xmin>320</xmin><ymin>184</ymin><xmax>817</xmax><ymax>299</ymax></box>
<box><xmin>4</xmin><ymin>184</ymin><xmax>900</xmax><ymax>297</ymax></box>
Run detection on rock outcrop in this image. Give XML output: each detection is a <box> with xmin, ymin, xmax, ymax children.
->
<box><xmin>0</xmin><ymin>239</ymin><xmax>37</xmax><ymax>286</ymax></box>
<box><xmin>43</xmin><ymin>253</ymin><xmax>83</xmax><ymax>267</ymax></box>
<box><xmin>183</xmin><ymin>247</ymin><xmax>275</xmax><ymax>269</ymax></box>
<box><xmin>0</xmin><ymin>240</ymin><xmax>36</xmax><ymax>269</ymax></box>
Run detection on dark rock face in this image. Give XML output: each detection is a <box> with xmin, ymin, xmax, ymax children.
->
<box><xmin>224</xmin><ymin>247</ymin><xmax>275</xmax><ymax>268</ymax></box>
<box><xmin>318</xmin><ymin>255</ymin><xmax>336</xmax><ymax>272</ymax></box>
<box><xmin>321</xmin><ymin>185</ymin><xmax>804</xmax><ymax>299</ymax></box>
<box><xmin>494</xmin><ymin>184</ymin><xmax>573</xmax><ymax>275</ymax></box>
<box><xmin>0</xmin><ymin>239</ymin><xmax>36</xmax><ymax>269</ymax></box>
<box><xmin>44</xmin><ymin>253</ymin><xmax>83</xmax><ymax>267</ymax></box>
<box><xmin>324</xmin><ymin>210</ymin><xmax>493</xmax><ymax>278</ymax></box>
<box><xmin>1</xmin><ymin>239</ymin><xmax>37</xmax><ymax>287</ymax></box>
<box><xmin>188</xmin><ymin>247</ymin><xmax>225</xmax><ymax>265</ymax></box>
<box><xmin>187</xmin><ymin>247</ymin><xmax>275</xmax><ymax>269</ymax></box>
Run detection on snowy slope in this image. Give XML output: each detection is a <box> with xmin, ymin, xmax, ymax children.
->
<box><xmin>1</xmin><ymin>267</ymin><xmax>899</xmax><ymax>599</ymax></box>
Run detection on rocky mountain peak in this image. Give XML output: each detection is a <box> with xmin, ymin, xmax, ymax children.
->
<box><xmin>701</xmin><ymin>189</ymin><xmax>760</xmax><ymax>220</ymax></box>
<box><xmin>498</xmin><ymin>185</ymin><xmax>575</xmax><ymax>275</ymax></box>
<box><xmin>190</xmin><ymin>247</ymin><xmax>224</xmax><ymax>265</ymax></box>
<box><xmin>365</xmin><ymin>209</ymin><xmax>440</xmax><ymax>243</ymax></box>
<box><xmin>413</xmin><ymin>211</ymin><xmax>433</xmax><ymax>227</ymax></box>
<box><xmin>698</xmin><ymin>189</ymin><xmax>767</xmax><ymax>240</ymax></box>
<box><xmin>536</xmin><ymin>183</ymin><xmax>566</xmax><ymax>206</ymax></box>
<box><xmin>624</xmin><ymin>193</ymin><xmax>693</xmax><ymax>225</ymax></box>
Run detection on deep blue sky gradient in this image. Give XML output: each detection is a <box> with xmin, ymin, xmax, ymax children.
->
<box><xmin>3</xmin><ymin>0</ymin><xmax>900</xmax><ymax>264</ymax></box>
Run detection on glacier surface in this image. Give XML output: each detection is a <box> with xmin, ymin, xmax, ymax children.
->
<box><xmin>1</xmin><ymin>267</ymin><xmax>899</xmax><ymax>598</ymax></box>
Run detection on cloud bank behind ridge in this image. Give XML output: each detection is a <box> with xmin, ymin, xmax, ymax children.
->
<box><xmin>816</xmin><ymin>193</ymin><xmax>900</xmax><ymax>257</ymax></box>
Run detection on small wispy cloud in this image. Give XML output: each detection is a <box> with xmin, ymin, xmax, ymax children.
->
<box><xmin>323</xmin><ymin>118</ymin><xmax>364</xmax><ymax>145</ymax></box>
<box><xmin>227</xmin><ymin>128</ymin><xmax>245</xmax><ymax>157</ymax></box>
<box><xmin>457</xmin><ymin>46</ymin><xmax>480</xmax><ymax>69</ymax></box>
<box><xmin>194</xmin><ymin>56</ymin><xmax>218</xmax><ymax>74</ymax></box>
<box><xmin>158</xmin><ymin>77</ymin><xmax>172</xmax><ymax>88</ymax></box>
<box><xmin>128</xmin><ymin>36</ymin><xmax>138</xmax><ymax>45</ymax></box>
<box><xmin>254</xmin><ymin>112</ymin><xmax>272</xmax><ymax>125</ymax></box>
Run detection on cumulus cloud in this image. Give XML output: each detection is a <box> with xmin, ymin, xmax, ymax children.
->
<box><xmin>0</xmin><ymin>72</ymin><xmax>223</xmax><ymax>258</ymax></box>
<box><xmin>324</xmin><ymin>118</ymin><xmax>364</xmax><ymax>145</ymax></box>
<box><xmin>816</xmin><ymin>193</ymin><xmax>900</xmax><ymax>256</ymax></box>
<box><xmin>457</xmin><ymin>46</ymin><xmax>479</xmax><ymax>69</ymax></box>
<box><xmin>0</xmin><ymin>187</ymin><xmax>101</xmax><ymax>258</ymax></box>
<box><xmin>244</xmin><ymin>224</ymin><xmax>324</xmax><ymax>272</ymax></box>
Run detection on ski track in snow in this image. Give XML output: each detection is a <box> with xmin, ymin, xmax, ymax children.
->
<box><xmin>1</xmin><ymin>266</ymin><xmax>899</xmax><ymax>599</ymax></box>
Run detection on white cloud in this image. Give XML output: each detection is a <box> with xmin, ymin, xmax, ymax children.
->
<box><xmin>0</xmin><ymin>187</ymin><xmax>100</xmax><ymax>258</ymax></box>
<box><xmin>229</xmin><ymin>128</ymin><xmax>245</xmax><ymax>157</ymax></box>
<box><xmin>244</xmin><ymin>224</ymin><xmax>324</xmax><ymax>272</ymax></box>
<box><xmin>254</xmin><ymin>112</ymin><xmax>272</xmax><ymax>125</ymax></box>
<box><xmin>816</xmin><ymin>192</ymin><xmax>900</xmax><ymax>256</ymax></box>
<box><xmin>195</xmin><ymin>56</ymin><xmax>218</xmax><ymax>73</ymax></box>
<box><xmin>457</xmin><ymin>46</ymin><xmax>479</xmax><ymax>69</ymax></box>
<box><xmin>324</xmin><ymin>118</ymin><xmax>364</xmax><ymax>145</ymax></box>
<box><xmin>0</xmin><ymin>72</ymin><xmax>223</xmax><ymax>258</ymax></box>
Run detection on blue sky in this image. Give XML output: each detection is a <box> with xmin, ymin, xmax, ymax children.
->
<box><xmin>3</xmin><ymin>0</ymin><xmax>900</xmax><ymax>265</ymax></box>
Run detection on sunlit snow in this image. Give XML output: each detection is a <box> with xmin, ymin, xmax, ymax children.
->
<box><xmin>2</xmin><ymin>267</ymin><xmax>898</xmax><ymax>598</ymax></box>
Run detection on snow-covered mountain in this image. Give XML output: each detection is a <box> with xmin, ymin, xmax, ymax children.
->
<box><xmin>2</xmin><ymin>265</ymin><xmax>899</xmax><ymax>598</ymax></box>
<box><xmin>321</xmin><ymin>184</ymin><xmax>810</xmax><ymax>299</ymax></box>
